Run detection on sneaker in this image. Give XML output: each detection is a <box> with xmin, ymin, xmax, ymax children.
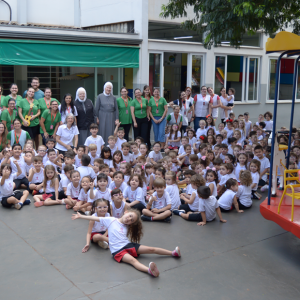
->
<box><xmin>172</xmin><ymin>246</ymin><xmax>181</xmax><ymax>257</ymax></box>
<box><xmin>148</xmin><ymin>262</ymin><xmax>159</xmax><ymax>277</ymax></box>
<box><xmin>163</xmin><ymin>216</ymin><xmax>171</xmax><ymax>223</ymax></box>
<box><xmin>261</xmin><ymin>185</ymin><xmax>269</xmax><ymax>192</ymax></box>
<box><xmin>32</xmin><ymin>190</ymin><xmax>38</xmax><ymax>196</ymax></box>
<box><xmin>98</xmin><ymin>241</ymin><xmax>109</xmax><ymax>249</ymax></box>
<box><xmin>141</xmin><ymin>215</ymin><xmax>152</xmax><ymax>221</ymax></box>
<box><xmin>23</xmin><ymin>199</ymin><xmax>31</xmax><ymax>205</ymax></box>
<box><xmin>14</xmin><ymin>203</ymin><xmax>23</xmax><ymax>210</ymax></box>
<box><xmin>173</xmin><ymin>209</ymin><xmax>185</xmax><ymax>216</ymax></box>
<box><xmin>85</xmin><ymin>211</ymin><xmax>91</xmax><ymax>215</ymax></box>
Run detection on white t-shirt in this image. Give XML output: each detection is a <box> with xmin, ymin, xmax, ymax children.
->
<box><xmin>94</xmin><ymin>174</ymin><xmax>112</xmax><ymax>189</ymax></box>
<box><xmin>151</xmin><ymin>191</ymin><xmax>172</xmax><ymax>210</ymax></box>
<box><xmin>111</xmin><ymin>201</ymin><xmax>126</xmax><ymax>218</ymax></box>
<box><xmin>218</xmin><ymin>189</ymin><xmax>236</xmax><ymax>210</ymax></box>
<box><xmin>25</xmin><ymin>163</ymin><xmax>34</xmax><ymax>176</ymax></box>
<box><xmin>188</xmin><ymin>189</ymin><xmax>200</xmax><ymax>211</ymax></box>
<box><xmin>178</xmin><ymin>145</ymin><xmax>194</xmax><ymax>155</ymax></box>
<box><xmin>116</xmin><ymin>138</ymin><xmax>127</xmax><ymax>150</ymax></box>
<box><xmin>146</xmin><ymin>173</ymin><xmax>155</xmax><ymax>185</ymax></box>
<box><xmin>148</xmin><ymin>151</ymin><xmax>163</xmax><ymax>162</ymax></box>
<box><xmin>235</xmin><ymin>163</ymin><xmax>247</xmax><ymax>182</ymax></box>
<box><xmin>45</xmin><ymin>160</ymin><xmax>58</xmax><ymax>172</ymax></box>
<box><xmin>29</xmin><ymin>168</ymin><xmax>44</xmax><ymax>184</ymax></box>
<box><xmin>95</xmin><ymin>217</ymin><xmax>130</xmax><ymax>254</ymax></box>
<box><xmin>225</xmin><ymin>128</ymin><xmax>233</xmax><ymax>138</ymax></box>
<box><xmin>61</xmin><ymin>163</ymin><xmax>76</xmax><ymax>175</ymax></box>
<box><xmin>251</xmin><ymin>172</ymin><xmax>259</xmax><ymax>191</ymax></box>
<box><xmin>196</xmin><ymin>128</ymin><xmax>208</xmax><ymax>140</ymax></box>
<box><xmin>78</xmin><ymin>188</ymin><xmax>89</xmax><ymax>202</ymax></box>
<box><xmin>75</xmin><ymin>155</ymin><xmax>82</xmax><ymax>168</ymax></box>
<box><xmin>245</xmin><ymin>120</ymin><xmax>252</xmax><ymax>137</ymax></box>
<box><xmin>198</xmin><ymin>195</ymin><xmax>219</xmax><ymax>221</ymax></box>
<box><xmin>236</xmin><ymin>185</ymin><xmax>252</xmax><ymax>207</ymax></box>
<box><xmin>84</xmin><ymin>135</ymin><xmax>105</xmax><ymax>157</ymax></box>
<box><xmin>166</xmin><ymin>184</ymin><xmax>181</xmax><ymax>210</ymax></box>
<box><xmin>220</xmin><ymin>96</ymin><xmax>231</xmax><ymax>119</ymax></box>
<box><xmin>211</xmin><ymin>94</ymin><xmax>220</xmax><ymax>118</ymax></box>
<box><xmin>42</xmin><ymin>155</ymin><xmax>48</xmax><ymax>166</ymax></box>
<box><xmin>77</xmin><ymin>166</ymin><xmax>96</xmax><ymax>180</ymax></box>
<box><xmin>186</xmin><ymin>184</ymin><xmax>193</xmax><ymax>195</ymax></box>
<box><xmin>10</xmin><ymin>157</ymin><xmax>26</xmax><ymax>179</ymax></box>
<box><xmin>109</xmin><ymin>181</ymin><xmax>127</xmax><ymax>193</ymax></box>
<box><xmin>219</xmin><ymin>173</ymin><xmax>237</xmax><ymax>186</ymax></box>
<box><xmin>124</xmin><ymin>175</ymin><xmax>130</xmax><ymax>184</ymax></box>
<box><xmin>253</xmin><ymin>156</ymin><xmax>270</xmax><ymax>181</ymax></box>
<box><xmin>167</xmin><ymin>132</ymin><xmax>181</xmax><ymax>147</ymax></box>
<box><xmin>227</xmin><ymin>94</ymin><xmax>234</xmax><ymax>104</ymax></box>
<box><xmin>66</xmin><ymin>182</ymin><xmax>81</xmax><ymax>199</ymax></box>
<box><xmin>58</xmin><ymin>105</ymin><xmax>78</xmax><ymax>123</ymax></box>
<box><xmin>107</xmin><ymin>144</ymin><xmax>118</xmax><ymax>156</ymax></box>
<box><xmin>0</xmin><ymin>172</ymin><xmax>17</xmax><ymax>199</ymax></box>
<box><xmin>59</xmin><ymin>174</ymin><xmax>70</xmax><ymax>191</ymax></box>
<box><xmin>132</xmin><ymin>151</ymin><xmax>141</xmax><ymax>161</ymax></box>
<box><xmin>56</xmin><ymin>125</ymin><xmax>79</xmax><ymax>151</ymax></box>
<box><xmin>264</xmin><ymin>120</ymin><xmax>273</xmax><ymax>131</ymax></box>
<box><xmin>188</xmin><ymin>137</ymin><xmax>197</xmax><ymax>148</ymax></box>
<box><xmin>122</xmin><ymin>152</ymin><xmax>133</xmax><ymax>163</ymax></box>
<box><xmin>45</xmin><ymin>180</ymin><xmax>56</xmax><ymax>193</ymax></box>
<box><xmin>91</xmin><ymin>212</ymin><xmax>110</xmax><ymax>233</ymax></box>
<box><xmin>206</xmin><ymin>181</ymin><xmax>217</xmax><ymax>197</ymax></box>
<box><xmin>88</xmin><ymin>188</ymin><xmax>112</xmax><ymax>203</ymax></box>
<box><xmin>88</xmin><ymin>153</ymin><xmax>100</xmax><ymax>166</ymax></box>
<box><xmin>123</xmin><ymin>186</ymin><xmax>145</xmax><ymax>205</ymax></box>
<box><xmin>103</xmin><ymin>159</ymin><xmax>113</xmax><ymax>169</ymax></box>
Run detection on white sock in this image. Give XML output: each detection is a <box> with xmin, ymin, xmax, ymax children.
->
<box><xmin>179</xmin><ymin>212</ymin><xmax>183</xmax><ymax>216</ymax></box>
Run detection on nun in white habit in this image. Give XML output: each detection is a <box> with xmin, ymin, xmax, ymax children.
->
<box><xmin>74</xmin><ymin>87</ymin><xmax>97</xmax><ymax>146</ymax></box>
<box><xmin>95</xmin><ymin>82</ymin><xmax>119</xmax><ymax>143</ymax></box>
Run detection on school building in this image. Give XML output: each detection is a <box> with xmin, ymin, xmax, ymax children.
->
<box><xmin>0</xmin><ymin>0</ymin><xmax>299</xmax><ymax>127</ymax></box>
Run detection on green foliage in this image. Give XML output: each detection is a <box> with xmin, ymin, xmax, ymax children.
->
<box><xmin>160</xmin><ymin>0</ymin><xmax>300</xmax><ymax>48</ymax></box>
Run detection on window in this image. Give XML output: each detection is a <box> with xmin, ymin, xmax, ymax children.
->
<box><xmin>215</xmin><ymin>55</ymin><xmax>260</xmax><ymax>102</ymax></box>
<box><xmin>149</xmin><ymin>53</ymin><xmax>162</xmax><ymax>92</ymax></box>
<box><xmin>268</xmin><ymin>58</ymin><xmax>295</xmax><ymax>100</ymax></box>
<box><xmin>27</xmin><ymin>66</ymin><xmax>70</xmax><ymax>100</ymax></box>
<box><xmin>221</xmin><ymin>32</ymin><xmax>261</xmax><ymax>47</ymax></box>
<box><xmin>191</xmin><ymin>55</ymin><xmax>202</xmax><ymax>95</ymax></box>
<box><xmin>0</xmin><ymin>65</ymin><xmax>14</xmax><ymax>95</ymax></box>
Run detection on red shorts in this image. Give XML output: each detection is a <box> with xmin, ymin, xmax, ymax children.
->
<box><xmin>42</xmin><ymin>193</ymin><xmax>53</xmax><ymax>200</ymax></box>
<box><xmin>168</xmin><ymin>146</ymin><xmax>178</xmax><ymax>150</ymax></box>
<box><xmin>112</xmin><ymin>242</ymin><xmax>140</xmax><ymax>263</ymax></box>
<box><xmin>90</xmin><ymin>231</ymin><xmax>106</xmax><ymax>241</ymax></box>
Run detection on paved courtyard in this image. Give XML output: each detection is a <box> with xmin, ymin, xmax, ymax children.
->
<box><xmin>1</xmin><ymin>191</ymin><xmax>300</xmax><ymax>300</ymax></box>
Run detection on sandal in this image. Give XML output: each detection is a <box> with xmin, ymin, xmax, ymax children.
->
<box><xmin>34</xmin><ymin>201</ymin><xmax>44</xmax><ymax>207</ymax></box>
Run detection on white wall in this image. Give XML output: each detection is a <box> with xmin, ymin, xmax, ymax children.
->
<box><xmin>148</xmin><ymin>0</ymin><xmax>195</xmax><ymax>22</ymax></box>
<box><xmin>0</xmin><ymin>0</ymin><xmax>17</xmax><ymax>22</ymax></box>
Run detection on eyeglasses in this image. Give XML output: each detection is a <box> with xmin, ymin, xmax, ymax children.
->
<box><xmin>97</xmin><ymin>206</ymin><xmax>108</xmax><ymax>209</ymax></box>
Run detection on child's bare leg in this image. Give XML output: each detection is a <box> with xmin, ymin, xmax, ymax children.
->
<box><xmin>121</xmin><ymin>253</ymin><xmax>149</xmax><ymax>273</ymax></box>
<box><xmin>44</xmin><ymin>198</ymin><xmax>62</xmax><ymax>206</ymax></box>
<box><xmin>6</xmin><ymin>196</ymin><xmax>20</xmax><ymax>205</ymax></box>
<box><xmin>92</xmin><ymin>234</ymin><xmax>109</xmax><ymax>243</ymax></box>
<box><xmin>179</xmin><ymin>211</ymin><xmax>192</xmax><ymax>220</ymax></box>
<box><xmin>137</xmin><ymin>245</ymin><xmax>173</xmax><ymax>256</ymax></box>
<box><xmin>65</xmin><ymin>198</ymin><xmax>76</xmax><ymax>208</ymax></box>
<box><xmin>33</xmin><ymin>195</ymin><xmax>43</xmax><ymax>203</ymax></box>
<box><xmin>152</xmin><ymin>210</ymin><xmax>172</xmax><ymax>220</ymax></box>
<box><xmin>19</xmin><ymin>191</ymin><xmax>29</xmax><ymax>204</ymax></box>
<box><xmin>225</xmin><ymin>109</ymin><xmax>228</xmax><ymax>118</ymax></box>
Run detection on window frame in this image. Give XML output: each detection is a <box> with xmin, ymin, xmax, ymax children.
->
<box><xmin>213</xmin><ymin>54</ymin><xmax>261</xmax><ymax>103</ymax></box>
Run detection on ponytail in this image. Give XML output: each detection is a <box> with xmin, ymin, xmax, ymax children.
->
<box><xmin>218</xmin><ymin>178</ymin><xmax>238</xmax><ymax>198</ymax></box>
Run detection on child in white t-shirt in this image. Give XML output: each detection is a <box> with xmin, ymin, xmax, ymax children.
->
<box><xmin>121</xmin><ymin>143</ymin><xmax>133</xmax><ymax>164</ymax></box>
<box><xmin>225</xmin><ymin>88</ymin><xmax>235</xmax><ymax>119</ymax></box>
<box><xmin>107</xmin><ymin>135</ymin><xmax>118</xmax><ymax>155</ymax></box>
<box><xmin>77</xmin><ymin>154</ymin><xmax>96</xmax><ymax>180</ymax></box>
<box><xmin>165</xmin><ymin>171</ymin><xmax>181</xmax><ymax>211</ymax></box>
<box><xmin>148</xmin><ymin>142</ymin><xmax>163</xmax><ymax>164</ymax></box>
<box><xmin>196</xmin><ymin>186</ymin><xmax>226</xmax><ymax>225</ymax></box>
<box><xmin>110</xmin><ymin>188</ymin><xmax>128</xmax><ymax>218</ymax></box>
<box><xmin>28</xmin><ymin>156</ymin><xmax>44</xmax><ymax>194</ymax></box>
<box><xmin>87</xmin><ymin>144</ymin><xmax>100</xmax><ymax>166</ymax></box>
<box><xmin>196</xmin><ymin>120</ymin><xmax>208</xmax><ymax>140</ymax></box>
<box><xmin>75</xmin><ymin>145</ymin><xmax>85</xmax><ymax>168</ymax></box>
<box><xmin>249</xmin><ymin>159</ymin><xmax>261</xmax><ymax>199</ymax></box>
<box><xmin>235</xmin><ymin>170</ymin><xmax>252</xmax><ymax>210</ymax></box>
<box><xmin>65</xmin><ymin>170</ymin><xmax>81</xmax><ymax>210</ymax></box>
<box><xmin>84</xmin><ymin>123</ymin><xmax>105</xmax><ymax>157</ymax></box>
<box><xmin>114</xmin><ymin>122</ymin><xmax>127</xmax><ymax>150</ymax></box>
<box><xmin>218</xmin><ymin>178</ymin><xmax>243</xmax><ymax>213</ymax></box>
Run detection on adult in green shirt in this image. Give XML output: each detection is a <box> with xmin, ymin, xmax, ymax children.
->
<box><xmin>7</xmin><ymin>119</ymin><xmax>31</xmax><ymax>148</ymax></box>
<box><xmin>39</xmin><ymin>100</ymin><xmax>61</xmax><ymax>145</ymax></box>
<box><xmin>18</xmin><ymin>87</ymin><xmax>41</xmax><ymax>149</ymax></box>
<box><xmin>130</xmin><ymin>88</ymin><xmax>149</xmax><ymax>143</ymax></box>
<box><xmin>1</xmin><ymin>98</ymin><xmax>18</xmax><ymax>131</ymax></box>
<box><xmin>148</xmin><ymin>88</ymin><xmax>168</xmax><ymax>148</ymax></box>
<box><xmin>1</xmin><ymin>83</ymin><xmax>23</xmax><ymax>109</ymax></box>
<box><xmin>0</xmin><ymin>121</ymin><xmax>7</xmax><ymax>152</ymax></box>
<box><xmin>38</xmin><ymin>87</ymin><xmax>60</xmax><ymax>117</ymax></box>
<box><xmin>142</xmin><ymin>85</ymin><xmax>154</xmax><ymax>148</ymax></box>
<box><xmin>116</xmin><ymin>87</ymin><xmax>132</xmax><ymax>141</ymax></box>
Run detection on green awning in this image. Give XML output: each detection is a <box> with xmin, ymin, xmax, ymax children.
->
<box><xmin>0</xmin><ymin>39</ymin><xmax>139</xmax><ymax>68</ymax></box>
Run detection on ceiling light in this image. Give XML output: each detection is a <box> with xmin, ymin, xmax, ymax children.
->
<box><xmin>174</xmin><ymin>36</ymin><xmax>193</xmax><ymax>40</ymax></box>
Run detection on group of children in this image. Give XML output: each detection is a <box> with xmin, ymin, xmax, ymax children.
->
<box><xmin>1</xmin><ymin>109</ymin><xmax>298</xmax><ymax>278</ymax></box>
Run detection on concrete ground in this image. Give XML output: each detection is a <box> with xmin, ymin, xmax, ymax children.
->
<box><xmin>1</xmin><ymin>191</ymin><xmax>300</xmax><ymax>300</ymax></box>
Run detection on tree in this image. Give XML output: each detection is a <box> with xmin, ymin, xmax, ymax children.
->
<box><xmin>160</xmin><ymin>0</ymin><xmax>300</xmax><ymax>48</ymax></box>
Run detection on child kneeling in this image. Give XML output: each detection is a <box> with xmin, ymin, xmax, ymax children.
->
<box><xmin>141</xmin><ymin>178</ymin><xmax>172</xmax><ymax>223</ymax></box>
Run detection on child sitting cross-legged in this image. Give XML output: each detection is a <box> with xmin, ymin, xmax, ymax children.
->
<box><xmin>141</xmin><ymin>177</ymin><xmax>172</xmax><ymax>223</ymax></box>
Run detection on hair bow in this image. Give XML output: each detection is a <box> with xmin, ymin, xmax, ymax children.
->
<box><xmin>226</xmin><ymin>119</ymin><xmax>233</xmax><ymax>123</ymax></box>
<box><xmin>206</xmin><ymin>115</ymin><xmax>211</xmax><ymax>118</ymax></box>
<box><xmin>141</xmin><ymin>165</ymin><xmax>144</xmax><ymax>169</ymax></box>
<box><xmin>121</xmin><ymin>161</ymin><xmax>127</xmax><ymax>163</ymax></box>
<box><xmin>200</xmin><ymin>136</ymin><xmax>205</xmax><ymax>141</ymax></box>
<box><xmin>236</xmin><ymin>143</ymin><xmax>242</xmax><ymax>146</ymax></box>
<box><xmin>206</xmin><ymin>166</ymin><xmax>216</xmax><ymax>171</ymax></box>
<box><xmin>201</xmin><ymin>156</ymin><xmax>206</xmax><ymax>160</ymax></box>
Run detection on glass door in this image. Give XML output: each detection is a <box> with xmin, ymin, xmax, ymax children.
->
<box><xmin>246</xmin><ymin>57</ymin><xmax>260</xmax><ymax>101</ymax></box>
<box><xmin>149</xmin><ymin>52</ymin><xmax>164</xmax><ymax>97</ymax></box>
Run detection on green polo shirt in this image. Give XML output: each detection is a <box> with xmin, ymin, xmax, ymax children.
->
<box><xmin>40</xmin><ymin>109</ymin><xmax>62</xmax><ymax>135</ymax></box>
<box><xmin>1</xmin><ymin>95</ymin><xmax>23</xmax><ymax>108</ymax></box>
<box><xmin>18</xmin><ymin>98</ymin><xmax>40</xmax><ymax>127</ymax></box>
<box><xmin>38</xmin><ymin>98</ymin><xmax>60</xmax><ymax>117</ymax></box>
<box><xmin>0</xmin><ymin>109</ymin><xmax>18</xmax><ymax>130</ymax></box>
<box><xmin>130</xmin><ymin>98</ymin><xmax>148</xmax><ymax>119</ymax></box>
<box><xmin>148</xmin><ymin>97</ymin><xmax>167</xmax><ymax>117</ymax></box>
<box><xmin>117</xmin><ymin>97</ymin><xmax>132</xmax><ymax>125</ymax></box>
